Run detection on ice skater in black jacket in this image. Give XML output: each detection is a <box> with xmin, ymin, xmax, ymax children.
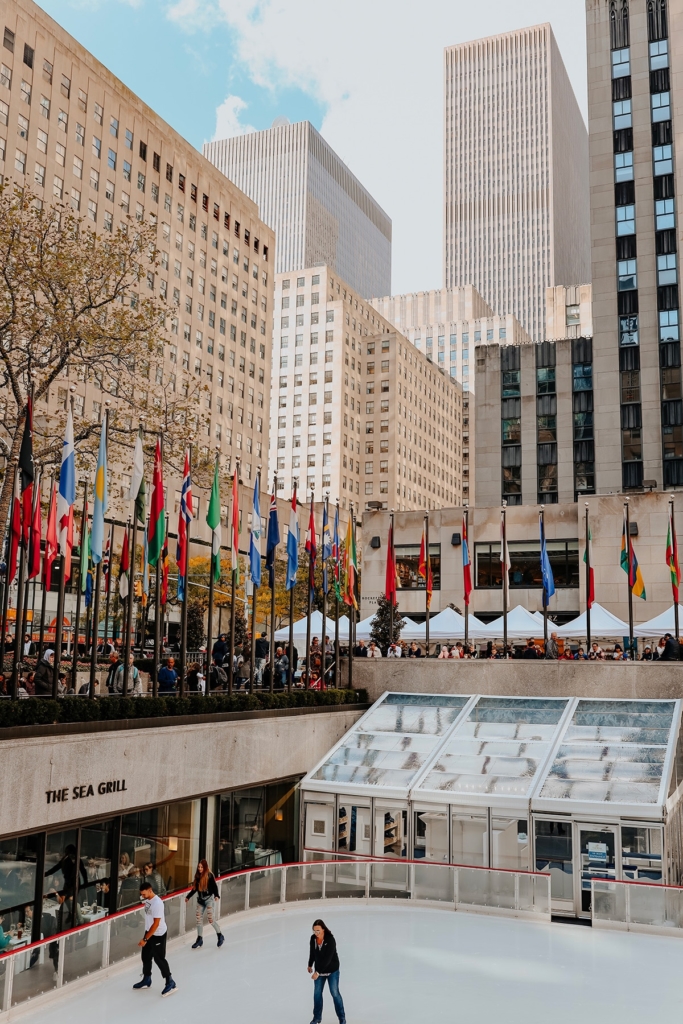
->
<box><xmin>307</xmin><ymin>919</ymin><xmax>346</xmax><ymax>1024</ymax></box>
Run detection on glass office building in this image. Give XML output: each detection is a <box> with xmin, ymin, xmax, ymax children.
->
<box><xmin>301</xmin><ymin>693</ymin><xmax>683</xmax><ymax>918</ymax></box>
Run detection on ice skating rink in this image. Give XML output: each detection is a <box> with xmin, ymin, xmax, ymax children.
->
<box><xmin>15</xmin><ymin>903</ymin><xmax>683</xmax><ymax>1024</ymax></box>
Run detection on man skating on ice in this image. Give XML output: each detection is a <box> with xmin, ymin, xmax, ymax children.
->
<box><xmin>133</xmin><ymin>881</ymin><xmax>177</xmax><ymax>997</ymax></box>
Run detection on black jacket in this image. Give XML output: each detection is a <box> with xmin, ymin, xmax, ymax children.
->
<box><xmin>34</xmin><ymin>658</ymin><xmax>53</xmax><ymax>696</ymax></box>
<box><xmin>662</xmin><ymin>637</ymin><xmax>681</xmax><ymax>661</ymax></box>
<box><xmin>308</xmin><ymin>933</ymin><xmax>340</xmax><ymax>974</ymax></box>
<box><xmin>187</xmin><ymin>872</ymin><xmax>219</xmax><ymax>905</ymax></box>
<box><xmin>255</xmin><ymin>637</ymin><xmax>269</xmax><ymax>659</ymax></box>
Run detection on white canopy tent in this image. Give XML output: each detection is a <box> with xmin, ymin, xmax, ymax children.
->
<box><xmin>469</xmin><ymin>605</ymin><xmax>548</xmax><ymax>640</ymax></box>
<box><xmin>556</xmin><ymin>602</ymin><xmax>629</xmax><ymax>639</ymax></box>
<box><xmin>273</xmin><ymin>610</ymin><xmax>349</xmax><ymax>644</ymax></box>
<box><xmin>634</xmin><ymin>605</ymin><xmax>683</xmax><ymax>638</ymax></box>
<box><xmin>354</xmin><ymin>613</ymin><xmax>420</xmax><ymax>641</ymax></box>
<box><xmin>400</xmin><ymin>606</ymin><xmax>487</xmax><ymax>641</ymax></box>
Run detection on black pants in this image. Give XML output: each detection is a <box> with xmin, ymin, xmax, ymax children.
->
<box><xmin>141</xmin><ymin>933</ymin><xmax>171</xmax><ymax>980</ymax></box>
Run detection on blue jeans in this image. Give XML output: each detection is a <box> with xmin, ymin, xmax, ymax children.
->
<box><xmin>312</xmin><ymin>970</ymin><xmax>345</xmax><ymax>1023</ymax></box>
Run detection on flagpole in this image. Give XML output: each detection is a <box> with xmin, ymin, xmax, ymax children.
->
<box><xmin>123</xmin><ymin>507</ymin><xmax>137</xmax><ymax>698</ymax></box>
<box><xmin>464</xmin><ymin>506</ymin><xmax>469</xmax><ymax>649</ymax></box>
<box><xmin>540</xmin><ymin>507</ymin><xmax>548</xmax><ymax>648</ymax></box>
<box><xmin>585</xmin><ymin>503</ymin><xmax>591</xmax><ymax>650</ymax></box>
<box><xmin>322</xmin><ymin>493</ymin><xmax>329</xmax><ymax>687</ymax></box>
<box><xmin>335</xmin><ymin>500</ymin><xmax>340</xmax><ymax>689</ymax></box>
<box><xmin>248</xmin><ymin>466</ymin><xmax>261</xmax><ymax>694</ymax></box>
<box><xmin>424</xmin><ymin>512</ymin><xmax>430</xmax><ymax>656</ymax></box>
<box><xmin>349</xmin><ymin>503</ymin><xmax>355</xmax><ymax>692</ymax></box>
<box><xmin>389</xmin><ymin>509</ymin><xmax>395</xmax><ymax>646</ymax></box>
<box><xmin>103</xmin><ymin>522</ymin><xmax>114</xmax><ymax>661</ymax></box>
<box><xmin>72</xmin><ymin>480</ymin><xmax>87</xmax><ymax>687</ymax></box>
<box><xmin>626</xmin><ymin>499</ymin><xmax>634</xmax><ymax>660</ymax></box>
<box><xmin>207</xmin><ymin>450</ymin><xmax>219</xmax><ymax>686</ymax></box>
<box><xmin>287</xmin><ymin>486</ymin><xmax>296</xmax><ymax>694</ymax></box>
<box><xmin>671</xmin><ymin>498</ymin><xmax>680</xmax><ymax>643</ymax></box>
<box><xmin>37</xmin><ymin>475</ymin><xmax>53</xmax><ymax>663</ymax></box>
<box><xmin>228</xmin><ymin>459</ymin><xmax>238</xmax><ymax>696</ymax></box>
<box><xmin>21</xmin><ymin>466</ymin><xmax>40</xmax><ymax>655</ymax></box>
<box><xmin>304</xmin><ymin>484</ymin><xmax>314</xmax><ymax>689</ymax></box>
<box><xmin>269</xmin><ymin>474</ymin><xmax>277</xmax><ymax>693</ymax></box>
<box><xmin>0</xmin><ymin>476</ymin><xmax>14</xmax><ymax>670</ymax></box>
<box><xmin>179</xmin><ymin>443</ymin><xmax>193</xmax><ymax>698</ymax></box>
<box><xmin>10</xmin><ymin>522</ymin><xmax>25</xmax><ymax>701</ymax></box>
<box><xmin>502</xmin><ymin>501</ymin><xmax>509</xmax><ymax>659</ymax></box>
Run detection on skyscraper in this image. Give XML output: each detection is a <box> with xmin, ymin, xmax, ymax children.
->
<box><xmin>443</xmin><ymin>24</ymin><xmax>591</xmax><ymax>341</ymax></box>
<box><xmin>587</xmin><ymin>0</ymin><xmax>682</xmax><ymax>493</ymax></box>
<box><xmin>204</xmin><ymin>121</ymin><xmax>392</xmax><ymax>301</ymax></box>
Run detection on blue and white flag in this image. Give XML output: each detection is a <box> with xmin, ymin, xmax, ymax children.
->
<box><xmin>540</xmin><ymin>515</ymin><xmax>556</xmax><ymax>607</ymax></box>
<box><xmin>322</xmin><ymin>502</ymin><xmax>332</xmax><ymax>594</ymax></box>
<box><xmin>249</xmin><ymin>478</ymin><xmax>261</xmax><ymax>588</ymax></box>
<box><xmin>286</xmin><ymin>487</ymin><xmax>299</xmax><ymax>592</ymax></box>
<box><xmin>266</xmin><ymin>492</ymin><xmax>280</xmax><ymax>589</ymax></box>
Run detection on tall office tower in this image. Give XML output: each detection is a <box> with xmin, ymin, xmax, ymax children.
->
<box><xmin>587</xmin><ymin>0</ymin><xmax>682</xmax><ymax>492</ymax></box>
<box><xmin>0</xmin><ymin>0</ymin><xmax>275</xmax><ymax>530</ymax></box>
<box><xmin>269</xmin><ymin>268</ymin><xmax>464</xmax><ymax>512</ymax></box>
<box><xmin>444</xmin><ymin>24</ymin><xmax>591</xmax><ymax>341</ymax></box>
<box><xmin>204</xmin><ymin>122</ymin><xmax>392</xmax><ymax>301</ymax></box>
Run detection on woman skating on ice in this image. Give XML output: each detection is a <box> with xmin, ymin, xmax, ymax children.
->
<box><xmin>185</xmin><ymin>859</ymin><xmax>224</xmax><ymax>948</ymax></box>
<box><xmin>307</xmin><ymin>919</ymin><xmax>346</xmax><ymax>1024</ymax></box>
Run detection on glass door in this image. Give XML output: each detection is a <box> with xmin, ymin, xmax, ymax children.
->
<box><xmin>576</xmin><ymin>824</ymin><xmax>618</xmax><ymax>917</ymax></box>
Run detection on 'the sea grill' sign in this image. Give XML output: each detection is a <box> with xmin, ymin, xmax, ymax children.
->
<box><xmin>45</xmin><ymin>779</ymin><xmax>127</xmax><ymax>804</ymax></box>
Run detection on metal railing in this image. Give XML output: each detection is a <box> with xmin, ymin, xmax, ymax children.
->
<box><xmin>0</xmin><ymin>858</ymin><xmax>550</xmax><ymax>1014</ymax></box>
<box><xmin>592</xmin><ymin>877</ymin><xmax>683</xmax><ymax>935</ymax></box>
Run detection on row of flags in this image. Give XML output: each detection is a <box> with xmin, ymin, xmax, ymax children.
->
<box><xmin>383</xmin><ymin>507</ymin><xmax>683</xmax><ymax>611</ymax></box>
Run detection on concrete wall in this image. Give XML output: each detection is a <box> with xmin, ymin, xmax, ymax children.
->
<box><xmin>0</xmin><ymin>707</ymin><xmax>363</xmax><ymax>838</ymax></box>
<box><xmin>353</xmin><ymin>660</ymin><xmax>683</xmax><ymax>704</ymax></box>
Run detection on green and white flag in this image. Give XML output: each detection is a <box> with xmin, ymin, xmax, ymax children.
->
<box><xmin>206</xmin><ymin>457</ymin><xmax>222</xmax><ymax>583</ymax></box>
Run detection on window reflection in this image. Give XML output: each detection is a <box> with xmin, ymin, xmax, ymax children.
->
<box><xmin>535</xmin><ymin>820</ymin><xmax>573</xmax><ymax>901</ymax></box>
<box><xmin>491</xmin><ymin>817</ymin><xmax>528</xmax><ymax>871</ymax></box>
<box><xmin>622</xmin><ymin>826</ymin><xmax>662</xmax><ymax>882</ymax></box>
<box><xmin>0</xmin><ymin>835</ymin><xmax>39</xmax><ymax>943</ymax></box>
<box><xmin>452</xmin><ymin>811</ymin><xmax>487</xmax><ymax>867</ymax></box>
<box><xmin>338</xmin><ymin>802</ymin><xmax>371</xmax><ymax>855</ymax></box>
<box><xmin>414</xmin><ymin>810</ymin><xmax>448</xmax><ymax>862</ymax></box>
<box><xmin>375</xmin><ymin>805</ymin><xmax>407</xmax><ymax>858</ymax></box>
<box><xmin>395</xmin><ymin>544</ymin><xmax>441</xmax><ymax>591</ymax></box>
<box><xmin>475</xmin><ymin>540</ymin><xmax>579</xmax><ymax>588</ymax></box>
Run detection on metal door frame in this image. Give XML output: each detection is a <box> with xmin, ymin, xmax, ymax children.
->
<box><xmin>575</xmin><ymin>821</ymin><xmax>620</xmax><ymax>919</ymax></box>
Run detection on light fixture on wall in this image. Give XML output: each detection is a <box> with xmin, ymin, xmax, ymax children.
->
<box><xmin>168</xmin><ymin>836</ymin><xmax>178</xmax><ymax>852</ymax></box>
<box><xmin>274</xmin><ymin>810</ymin><xmax>284</xmax><ymax>822</ymax></box>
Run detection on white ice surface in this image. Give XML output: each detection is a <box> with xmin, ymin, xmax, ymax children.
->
<box><xmin>14</xmin><ymin>902</ymin><xmax>683</xmax><ymax>1024</ymax></box>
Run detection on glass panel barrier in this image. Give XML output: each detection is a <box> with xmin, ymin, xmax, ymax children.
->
<box><xmin>0</xmin><ymin>957</ymin><xmax>6</xmax><ymax>1011</ymax></box>
<box><xmin>10</xmin><ymin>939</ymin><xmax>58</xmax><ymax>1006</ymax></box>
<box><xmin>62</xmin><ymin>920</ymin><xmax>106</xmax><ymax>985</ymax></box>
<box><xmin>518</xmin><ymin>873</ymin><xmax>550</xmax><ymax>915</ymax></box>
<box><xmin>414</xmin><ymin>863</ymin><xmax>453</xmax><ymax>903</ymax></box>
<box><xmin>219</xmin><ymin>874</ymin><xmax>247</xmax><ymax>916</ymax></box>
<box><xmin>164</xmin><ymin>895</ymin><xmax>181</xmax><ymax>940</ymax></box>
<box><xmin>324</xmin><ymin>861</ymin><xmax>367</xmax><ymax>899</ymax></box>
<box><xmin>458</xmin><ymin>866</ymin><xmax>516</xmax><ymax>911</ymax></box>
<box><xmin>370</xmin><ymin>860</ymin><xmax>410</xmax><ymax>898</ymax></box>
<box><xmin>249</xmin><ymin>868</ymin><xmax>282</xmax><ymax>909</ymax></box>
<box><xmin>284</xmin><ymin>865</ymin><xmax>324</xmax><ymax>903</ymax></box>
<box><xmin>628</xmin><ymin>883</ymin><xmax>683</xmax><ymax>928</ymax></box>
<box><xmin>109</xmin><ymin>906</ymin><xmax>145</xmax><ymax>965</ymax></box>
<box><xmin>185</xmin><ymin>892</ymin><xmax>197</xmax><ymax>931</ymax></box>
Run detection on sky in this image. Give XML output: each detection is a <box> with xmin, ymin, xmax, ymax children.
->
<box><xmin>40</xmin><ymin>0</ymin><xmax>588</xmax><ymax>296</ymax></box>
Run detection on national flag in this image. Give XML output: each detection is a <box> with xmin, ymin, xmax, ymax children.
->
<box><xmin>621</xmin><ymin>508</ymin><xmax>646</xmax><ymax>600</ymax></box>
<box><xmin>231</xmin><ymin>469</ymin><xmax>240</xmax><ymax>587</ymax></box>
<box><xmin>119</xmin><ymin>525</ymin><xmax>130</xmax><ymax>600</ymax></box>
<box><xmin>43</xmin><ymin>479</ymin><xmax>57</xmax><ymax>591</ymax></box>
<box><xmin>583</xmin><ymin>524</ymin><xmax>595</xmax><ymax>609</ymax></box>
<box><xmin>84</xmin><ymin>566</ymin><xmax>93</xmax><ymax>609</ymax></box>
<box><xmin>142</xmin><ymin>526</ymin><xmax>149</xmax><ymax>608</ymax></box>
<box><xmin>80</xmin><ymin>504</ymin><xmax>90</xmax><ymax>594</ymax></box>
<box><xmin>27</xmin><ymin>472</ymin><xmax>42</xmax><ymax>580</ymax></box>
<box><xmin>128</xmin><ymin>430</ymin><xmax>146</xmax><ymax>525</ymax></box>
<box><xmin>540</xmin><ymin>515</ymin><xmax>556</xmax><ymax>606</ymax></box>
<box><xmin>18</xmin><ymin>395</ymin><xmax>34</xmax><ymax>546</ymax></box>
<box><xmin>322</xmin><ymin>503</ymin><xmax>332</xmax><ymax>595</ymax></box>
<box><xmin>666</xmin><ymin>507</ymin><xmax>680</xmax><ymax>604</ymax></box>
<box><xmin>91</xmin><ymin>420</ymin><xmax>108</xmax><ymax>564</ymax></box>
<box><xmin>265</xmin><ymin>492</ymin><xmax>280</xmax><ymax>590</ymax></box>
<box><xmin>418</xmin><ymin>519</ymin><xmax>433</xmax><ymax>610</ymax></box>
<box><xmin>160</xmin><ymin>518</ymin><xmax>169</xmax><ymax>605</ymax></box>
<box><xmin>206</xmin><ymin>457</ymin><xmax>222</xmax><ymax>585</ymax></box>
<box><xmin>57</xmin><ymin>406</ymin><xmax>76</xmax><ymax>579</ymax></box>
<box><xmin>462</xmin><ymin>514</ymin><xmax>472</xmax><ymax>606</ymax></box>
<box><xmin>176</xmin><ymin>449</ymin><xmax>192</xmax><ymax>602</ymax></box>
<box><xmin>385</xmin><ymin>519</ymin><xmax>399</xmax><ymax>607</ymax></box>
<box><xmin>286</xmin><ymin>487</ymin><xmax>299</xmax><ymax>592</ymax></box>
<box><xmin>8</xmin><ymin>471</ymin><xmax>21</xmax><ymax>584</ymax></box>
<box><xmin>102</xmin><ymin>527</ymin><xmax>111</xmax><ymax>595</ymax></box>
<box><xmin>342</xmin><ymin>513</ymin><xmax>358</xmax><ymax>609</ymax></box>
<box><xmin>147</xmin><ymin>437</ymin><xmax>165</xmax><ymax>567</ymax></box>
<box><xmin>305</xmin><ymin>502</ymin><xmax>317</xmax><ymax>596</ymax></box>
<box><xmin>332</xmin><ymin>504</ymin><xmax>341</xmax><ymax>602</ymax></box>
<box><xmin>249</xmin><ymin>478</ymin><xmax>261</xmax><ymax>588</ymax></box>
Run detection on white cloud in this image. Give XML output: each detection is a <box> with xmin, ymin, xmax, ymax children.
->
<box><xmin>209</xmin><ymin>0</ymin><xmax>587</xmax><ymax>294</ymax></box>
<box><xmin>213</xmin><ymin>94</ymin><xmax>257</xmax><ymax>140</ymax></box>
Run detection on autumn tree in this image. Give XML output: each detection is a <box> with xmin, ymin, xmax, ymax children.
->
<box><xmin>0</xmin><ymin>181</ymin><xmax>210</xmax><ymax>528</ymax></box>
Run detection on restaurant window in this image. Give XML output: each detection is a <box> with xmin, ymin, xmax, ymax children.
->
<box><xmin>216</xmin><ymin>782</ymin><xmax>299</xmax><ymax>874</ymax></box>
<box><xmin>120</xmin><ymin>800</ymin><xmax>200</xmax><ymax>907</ymax></box>
<box><xmin>395</xmin><ymin>543</ymin><xmax>441</xmax><ymax>591</ymax></box>
<box><xmin>0</xmin><ymin>834</ymin><xmax>40</xmax><ymax>938</ymax></box>
<box><xmin>475</xmin><ymin>540</ymin><xmax>579</xmax><ymax>589</ymax></box>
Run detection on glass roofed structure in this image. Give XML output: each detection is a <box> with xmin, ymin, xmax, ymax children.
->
<box><xmin>301</xmin><ymin>692</ymin><xmax>683</xmax><ymax>918</ymax></box>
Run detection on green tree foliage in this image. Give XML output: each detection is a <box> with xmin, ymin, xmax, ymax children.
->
<box><xmin>369</xmin><ymin>596</ymin><xmax>405</xmax><ymax>653</ymax></box>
